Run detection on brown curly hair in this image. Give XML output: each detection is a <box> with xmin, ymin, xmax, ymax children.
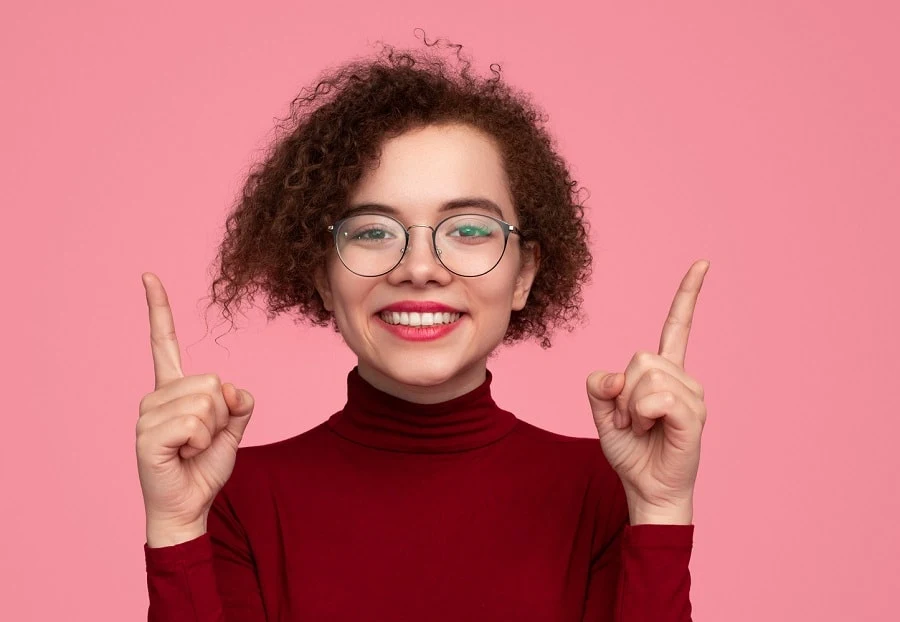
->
<box><xmin>204</xmin><ymin>31</ymin><xmax>592</xmax><ymax>349</ymax></box>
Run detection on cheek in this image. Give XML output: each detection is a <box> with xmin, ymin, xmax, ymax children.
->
<box><xmin>325</xmin><ymin>270</ymin><xmax>354</xmax><ymax>321</ymax></box>
<box><xmin>329</xmin><ymin>273</ymin><xmax>380</xmax><ymax>331</ymax></box>
<box><xmin>470</xmin><ymin>270</ymin><xmax>519</xmax><ymax>317</ymax></box>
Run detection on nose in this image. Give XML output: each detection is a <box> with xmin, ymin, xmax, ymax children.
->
<box><xmin>386</xmin><ymin>225</ymin><xmax>452</xmax><ymax>287</ymax></box>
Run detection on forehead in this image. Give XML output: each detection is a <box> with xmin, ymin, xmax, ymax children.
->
<box><xmin>348</xmin><ymin>123</ymin><xmax>514</xmax><ymax>221</ymax></box>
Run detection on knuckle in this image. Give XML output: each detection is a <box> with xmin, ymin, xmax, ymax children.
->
<box><xmin>149</xmin><ymin>329</ymin><xmax>177</xmax><ymax>347</ymax></box>
<box><xmin>183</xmin><ymin>414</ymin><xmax>204</xmax><ymax>433</ymax></box>
<box><xmin>647</xmin><ymin>368</ymin><xmax>667</xmax><ymax>385</ymax></box>
<box><xmin>203</xmin><ymin>373</ymin><xmax>222</xmax><ymax>391</ymax></box>
<box><xmin>135</xmin><ymin>425</ymin><xmax>156</xmax><ymax>454</ymax></box>
<box><xmin>667</xmin><ymin>310</ymin><xmax>691</xmax><ymax>329</ymax></box>
<box><xmin>192</xmin><ymin>393</ymin><xmax>216</xmax><ymax>415</ymax></box>
<box><xmin>138</xmin><ymin>391</ymin><xmax>160</xmax><ymax>416</ymax></box>
<box><xmin>135</xmin><ymin>434</ymin><xmax>149</xmax><ymax>456</ymax></box>
<box><xmin>135</xmin><ymin>420</ymin><xmax>146</xmax><ymax>442</ymax></box>
<box><xmin>634</xmin><ymin>398</ymin><xmax>646</xmax><ymax>417</ymax></box>
<box><xmin>635</xmin><ymin>350</ymin><xmax>655</xmax><ymax>365</ymax></box>
<box><xmin>631</xmin><ymin>396</ymin><xmax>645</xmax><ymax>417</ymax></box>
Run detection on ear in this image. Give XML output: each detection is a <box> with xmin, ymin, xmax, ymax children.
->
<box><xmin>314</xmin><ymin>265</ymin><xmax>334</xmax><ymax>312</ymax></box>
<box><xmin>512</xmin><ymin>241</ymin><xmax>540</xmax><ymax>311</ymax></box>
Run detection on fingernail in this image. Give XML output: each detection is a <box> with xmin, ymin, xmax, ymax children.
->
<box><xmin>604</xmin><ymin>374</ymin><xmax>617</xmax><ymax>389</ymax></box>
<box><xmin>234</xmin><ymin>386</ymin><xmax>243</xmax><ymax>404</ymax></box>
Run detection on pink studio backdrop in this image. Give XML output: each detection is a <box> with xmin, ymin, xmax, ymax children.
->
<box><xmin>3</xmin><ymin>1</ymin><xmax>898</xmax><ymax>620</ymax></box>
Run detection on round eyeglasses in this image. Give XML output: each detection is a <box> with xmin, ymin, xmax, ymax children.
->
<box><xmin>327</xmin><ymin>212</ymin><xmax>521</xmax><ymax>277</ymax></box>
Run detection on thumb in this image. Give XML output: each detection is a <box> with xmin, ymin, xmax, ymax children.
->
<box><xmin>586</xmin><ymin>371</ymin><xmax>624</xmax><ymax>417</ymax></box>
<box><xmin>223</xmin><ymin>382</ymin><xmax>255</xmax><ymax>440</ymax></box>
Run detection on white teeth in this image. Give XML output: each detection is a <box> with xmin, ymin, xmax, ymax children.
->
<box><xmin>380</xmin><ymin>311</ymin><xmax>462</xmax><ymax>326</ymax></box>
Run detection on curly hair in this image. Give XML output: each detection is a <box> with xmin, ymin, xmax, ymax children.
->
<box><xmin>204</xmin><ymin>31</ymin><xmax>592</xmax><ymax>349</ymax></box>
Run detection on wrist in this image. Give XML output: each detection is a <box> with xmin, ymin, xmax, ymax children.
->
<box><xmin>626</xmin><ymin>495</ymin><xmax>694</xmax><ymax>526</ymax></box>
<box><xmin>146</xmin><ymin>516</ymin><xmax>208</xmax><ymax>548</ymax></box>
<box><xmin>629</xmin><ymin>506</ymin><xmax>693</xmax><ymax>525</ymax></box>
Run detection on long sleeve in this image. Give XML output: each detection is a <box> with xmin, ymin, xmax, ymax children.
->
<box><xmin>140</xmin><ymin>373</ymin><xmax>701</xmax><ymax>620</ymax></box>
<box><xmin>582</xmin><ymin>475</ymin><xmax>695</xmax><ymax>622</ymax></box>
<box><xmin>144</xmin><ymin>486</ymin><xmax>266</xmax><ymax>621</ymax></box>
<box><xmin>144</xmin><ymin>532</ymin><xmax>226</xmax><ymax>621</ymax></box>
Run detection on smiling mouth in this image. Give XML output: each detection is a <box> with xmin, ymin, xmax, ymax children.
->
<box><xmin>378</xmin><ymin>311</ymin><xmax>464</xmax><ymax>327</ymax></box>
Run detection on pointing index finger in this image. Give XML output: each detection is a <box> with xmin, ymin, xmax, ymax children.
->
<box><xmin>658</xmin><ymin>259</ymin><xmax>710</xmax><ymax>368</ymax></box>
<box><xmin>142</xmin><ymin>272</ymin><xmax>185</xmax><ymax>389</ymax></box>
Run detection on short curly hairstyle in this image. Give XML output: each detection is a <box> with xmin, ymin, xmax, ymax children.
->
<box><xmin>204</xmin><ymin>32</ymin><xmax>592</xmax><ymax>349</ymax></box>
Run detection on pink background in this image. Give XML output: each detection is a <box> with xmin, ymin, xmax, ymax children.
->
<box><xmin>3</xmin><ymin>1</ymin><xmax>898</xmax><ymax>620</ymax></box>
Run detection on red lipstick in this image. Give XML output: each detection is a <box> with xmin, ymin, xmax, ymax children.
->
<box><xmin>375</xmin><ymin>301</ymin><xmax>466</xmax><ymax>342</ymax></box>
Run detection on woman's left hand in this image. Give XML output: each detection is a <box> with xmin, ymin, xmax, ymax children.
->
<box><xmin>586</xmin><ymin>260</ymin><xmax>710</xmax><ymax>525</ymax></box>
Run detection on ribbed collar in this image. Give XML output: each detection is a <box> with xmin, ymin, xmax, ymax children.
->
<box><xmin>326</xmin><ymin>367</ymin><xmax>517</xmax><ymax>453</ymax></box>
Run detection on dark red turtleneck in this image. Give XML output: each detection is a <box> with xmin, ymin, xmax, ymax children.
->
<box><xmin>144</xmin><ymin>368</ymin><xmax>694</xmax><ymax>621</ymax></box>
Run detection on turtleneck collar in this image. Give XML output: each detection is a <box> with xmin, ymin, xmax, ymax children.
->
<box><xmin>326</xmin><ymin>367</ymin><xmax>517</xmax><ymax>453</ymax></box>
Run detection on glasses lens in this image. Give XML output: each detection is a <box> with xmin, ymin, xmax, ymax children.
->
<box><xmin>435</xmin><ymin>214</ymin><xmax>506</xmax><ymax>276</ymax></box>
<box><xmin>335</xmin><ymin>214</ymin><xmax>406</xmax><ymax>276</ymax></box>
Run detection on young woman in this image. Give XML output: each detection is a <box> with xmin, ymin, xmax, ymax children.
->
<box><xmin>137</xmin><ymin>37</ymin><xmax>709</xmax><ymax>621</ymax></box>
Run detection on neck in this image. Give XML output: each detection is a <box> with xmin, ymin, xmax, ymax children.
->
<box><xmin>356</xmin><ymin>359</ymin><xmax>488</xmax><ymax>404</ymax></box>
<box><xmin>327</xmin><ymin>365</ymin><xmax>517</xmax><ymax>453</ymax></box>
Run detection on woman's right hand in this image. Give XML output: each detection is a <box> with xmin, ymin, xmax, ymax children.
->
<box><xmin>137</xmin><ymin>272</ymin><xmax>255</xmax><ymax>547</ymax></box>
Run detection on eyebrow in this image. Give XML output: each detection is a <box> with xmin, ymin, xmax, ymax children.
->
<box><xmin>342</xmin><ymin>197</ymin><xmax>506</xmax><ymax>220</ymax></box>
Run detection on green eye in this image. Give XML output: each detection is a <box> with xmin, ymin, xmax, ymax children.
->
<box><xmin>351</xmin><ymin>228</ymin><xmax>391</xmax><ymax>240</ymax></box>
<box><xmin>453</xmin><ymin>224</ymin><xmax>491</xmax><ymax>237</ymax></box>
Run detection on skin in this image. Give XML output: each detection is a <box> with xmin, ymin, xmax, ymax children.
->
<box><xmin>587</xmin><ymin>259</ymin><xmax>711</xmax><ymax>524</ymax></box>
<box><xmin>137</xmin><ymin>122</ymin><xmax>710</xmax><ymax>544</ymax></box>
<box><xmin>138</xmin><ymin>272</ymin><xmax>256</xmax><ymax>546</ymax></box>
<box><xmin>314</xmin><ymin>122</ymin><xmax>541</xmax><ymax>404</ymax></box>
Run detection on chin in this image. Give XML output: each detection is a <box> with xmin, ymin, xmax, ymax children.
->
<box><xmin>377</xmin><ymin>356</ymin><xmax>469</xmax><ymax>388</ymax></box>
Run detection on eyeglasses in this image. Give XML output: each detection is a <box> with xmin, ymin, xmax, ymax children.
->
<box><xmin>327</xmin><ymin>212</ymin><xmax>521</xmax><ymax>277</ymax></box>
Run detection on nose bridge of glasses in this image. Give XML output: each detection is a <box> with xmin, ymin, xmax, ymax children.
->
<box><xmin>403</xmin><ymin>223</ymin><xmax>442</xmax><ymax>258</ymax></box>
